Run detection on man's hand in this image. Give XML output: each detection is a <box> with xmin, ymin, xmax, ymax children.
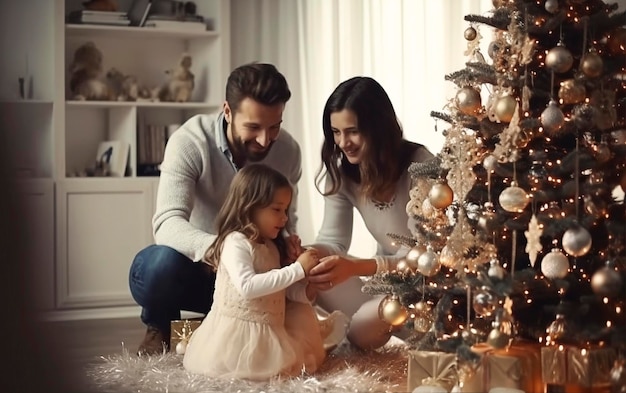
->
<box><xmin>307</xmin><ymin>255</ymin><xmax>355</xmax><ymax>290</ymax></box>
<box><xmin>285</xmin><ymin>234</ymin><xmax>304</xmax><ymax>262</ymax></box>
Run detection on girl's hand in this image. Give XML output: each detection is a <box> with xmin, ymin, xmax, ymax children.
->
<box><xmin>296</xmin><ymin>248</ymin><xmax>319</xmax><ymax>275</ymax></box>
<box><xmin>307</xmin><ymin>255</ymin><xmax>355</xmax><ymax>289</ymax></box>
<box><xmin>285</xmin><ymin>234</ymin><xmax>304</xmax><ymax>261</ymax></box>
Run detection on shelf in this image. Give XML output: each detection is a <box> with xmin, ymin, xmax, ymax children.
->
<box><xmin>62</xmin><ymin>176</ymin><xmax>160</xmax><ymax>185</ymax></box>
<box><xmin>66</xmin><ymin>100</ymin><xmax>219</xmax><ymax>109</ymax></box>
<box><xmin>65</xmin><ymin>24</ymin><xmax>219</xmax><ymax>40</ymax></box>
<box><xmin>0</xmin><ymin>100</ymin><xmax>53</xmax><ymax>105</ymax></box>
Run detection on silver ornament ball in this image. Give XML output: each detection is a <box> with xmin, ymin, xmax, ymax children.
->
<box><xmin>562</xmin><ymin>225</ymin><xmax>592</xmax><ymax>257</ymax></box>
<box><xmin>417</xmin><ymin>248</ymin><xmax>441</xmax><ymax>277</ymax></box>
<box><xmin>541</xmin><ymin>100</ymin><xmax>565</xmax><ymax>135</ymax></box>
<box><xmin>499</xmin><ymin>185</ymin><xmax>530</xmax><ymax>213</ymax></box>
<box><xmin>464</xmin><ymin>26</ymin><xmax>477</xmax><ymax>41</ymax></box>
<box><xmin>546</xmin><ymin>45</ymin><xmax>574</xmax><ymax>73</ymax></box>
<box><xmin>591</xmin><ymin>266</ymin><xmax>623</xmax><ymax>298</ymax></box>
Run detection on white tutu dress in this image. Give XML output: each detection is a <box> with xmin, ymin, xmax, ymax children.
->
<box><xmin>183</xmin><ymin>232</ymin><xmax>325</xmax><ymax>380</ymax></box>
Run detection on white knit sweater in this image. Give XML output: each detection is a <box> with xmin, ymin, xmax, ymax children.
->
<box><xmin>152</xmin><ymin>112</ymin><xmax>302</xmax><ymax>262</ymax></box>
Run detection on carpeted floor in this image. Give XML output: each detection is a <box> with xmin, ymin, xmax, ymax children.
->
<box><xmin>87</xmin><ymin>341</ymin><xmax>409</xmax><ymax>393</ymax></box>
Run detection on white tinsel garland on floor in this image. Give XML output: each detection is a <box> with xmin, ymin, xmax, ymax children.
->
<box><xmin>86</xmin><ymin>342</ymin><xmax>408</xmax><ymax>393</ymax></box>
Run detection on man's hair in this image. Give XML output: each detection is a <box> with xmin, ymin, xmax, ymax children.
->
<box><xmin>225</xmin><ymin>63</ymin><xmax>291</xmax><ymax>111</ymax></box>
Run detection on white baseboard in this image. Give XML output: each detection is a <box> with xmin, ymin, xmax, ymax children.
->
<box><xmin>40</xmin><ymin>306</ymin><xmax>205</xmax><ymax>322</ymax></box>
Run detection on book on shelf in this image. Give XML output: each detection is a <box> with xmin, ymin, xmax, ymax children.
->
<box><xmin>68</xmin><ymin>10</ymin><xmax>131</xmax><ymax>26</ymax></box>
<box><xmin>143</xmin><ymin>20</ymin><xmax>206</xmax><ymax>31</ymax></box>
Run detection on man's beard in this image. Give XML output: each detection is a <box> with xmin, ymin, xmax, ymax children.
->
<box><xmin>231</xmin><ymin>123</ymin><xmax>274</xmax><ymax>163</ymax></box>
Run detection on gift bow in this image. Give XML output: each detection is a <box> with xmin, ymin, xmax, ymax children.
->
<box><xmin>410</xmin><ymin>351</ymin><xmax>458</xmax><ymax>390</ymax></box>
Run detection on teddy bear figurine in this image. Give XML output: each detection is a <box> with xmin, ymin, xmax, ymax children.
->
<box><xmin>158</xmin><ymin>54</ymin><xmax>195</xmax><ymax>102</ymax></box>
<box><xmin>106</xmin><ymin>68</ymin><xmax>143</xmax><ymax>101</ymax></box>
<box><xmin>69</xmin><ymin>42</ymin><xmax>111</xmax><ymax>101</ymax></box>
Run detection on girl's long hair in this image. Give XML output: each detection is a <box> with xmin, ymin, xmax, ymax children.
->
<box><xmin>314</xmin><ymin>76</ymin><xmax>420</xmax><ymax>201</ymax></box>
<box><xmin>205</xmin><ymin>164</ymin><xmax>292</xmax><ymax>270</ymax></box>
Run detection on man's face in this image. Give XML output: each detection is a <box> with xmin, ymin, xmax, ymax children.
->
<box><xmin>224</xmin><ymin>97</ymin><xmax>285</xmax><ymax>163</ymax></box>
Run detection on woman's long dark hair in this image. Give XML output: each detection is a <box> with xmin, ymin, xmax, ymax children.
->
<box><xmin>314</xmin><ymin>76</ymin><xmax>418</xmax><ymax>201</ymax></box>
<box><xmin>205</xmin><ymin>164</ymin><xmax>292</xmax><ymax>270</ymax></box>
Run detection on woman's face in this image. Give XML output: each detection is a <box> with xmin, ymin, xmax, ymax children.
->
<box><xmin>330</xmin><ymin>109</ymin><xmax>365</xmax><ymax>165</ymax></box>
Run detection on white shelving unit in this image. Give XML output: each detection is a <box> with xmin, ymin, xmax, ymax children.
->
<box><xmin>1</xmin><ymin>0</ymin><xmax>230</xmax><ymax>315</ymax></box>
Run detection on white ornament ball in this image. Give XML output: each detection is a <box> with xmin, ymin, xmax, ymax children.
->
<box><xmin>545</xmin><ymin>0</ymin><xmax>559</xmax><ymax>13</ymax></box>
<box><xmin>483</xmin><ymin>155</ymin><xmax>498</xmax><ymax>171</ymax></box>
<box><xmin>499</xmin><ymin>185</ymin><xmax>530</xmax><ymax>213</ymax></box>
<box><xmin>176</xmin><ymin>340</ymin><xmax>188</xmax><ymax>355</ymax></box>
<box><xmin>562</xmin><ymin>226</ymin><xmax>592</xmax><ymax>257</ymax></box>
<box><xmin>422</xmin><ymin>198</ymin><xmax>435</xmax><ymax>217</ymax></box>
<box><xmin>417</xmin><ymin>247</ymin><xmax>441</xmax><ymax>277</ymax></box>
<box><xmin>488</xmin><ymin>258</ymin><xmax>506</xmax><ymax>280</ymax></box>
<box><xmin>406</xmin><ymin>245</ymin><xmax>426</xmax><ymax>270</ymax></box>
<box><xmin>541</xmin><ymin>248</ymin><xmax>570</xmax><ymax>279</ymax></box>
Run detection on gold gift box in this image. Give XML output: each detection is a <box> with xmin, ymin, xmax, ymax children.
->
<box><xmin>541</xmin><ymin>345</ymin><xmax>616</xmax><ymax>389</ymax></box>
<box><xmin>170</xmin><ymin>319</ymin><xmax>202</xmax><ymax>353</ymax></box>
<box><xmin>407</xmin><ymin>350</ymin><xmax>458</xmax><ymax>392</ymax></box>
<box><xmin>462</xmin><ymin>341</ymin><xmax>543</xmax><ymax>393</ymax></box>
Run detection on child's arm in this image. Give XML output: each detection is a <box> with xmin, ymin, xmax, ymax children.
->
<box><xmin>285</xmin><ymin>279</ymin><xmax>319</xmax><ymax>304</ymax></box>
<box><xmin>223</xmin><ymin>233</ymin><xmax>307</xmax><ymax>300</ymax></box>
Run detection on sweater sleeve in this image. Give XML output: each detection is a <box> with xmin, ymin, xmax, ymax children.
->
<box><xmin>286</xmin><ymin>141</ymin><xmax>302</xmax><ymax>235</ymax></box>
<box><xmin>152</xmin><ymin>128</ymin><xmax>215</xmax><ymax>261</ymax></box>
<box><xmin>223</xmin><ymin>233</ymin><xmax>306</xmax><ymax>300</ymax></box>
<box><xmin>308</xmin><ymin>177</ymin><xmax>354</xmax><ymax>257</ymax></box>
<box><xmin>285</xmin><ymin>280</ymin><xmax>311</xmax><ymax>304</ymax></box>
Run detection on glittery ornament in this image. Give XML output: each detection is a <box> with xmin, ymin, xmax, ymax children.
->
<box><xmin>591</xmin><ymin>264</ymin><xmax>623</xmax><ymax>298</ymax></box>
<box><xmin>412</xmin><ymin>301</ymin><xmax>434</xmax><ymax>333</ymax></box>
<box><xmin>545</xmin><ymin>0</ymin><xmax>559</xmax><ymax>13</ymax></box>
<box><xmin>439</xmin><ymin>245</ymin><xmax>461</xmax><ymax>269</ymax></box>
<box><xmin>488</xmin><ymin>258</ymin><xmax>506</xmax><ymax>280</ymax></box>
<box><xmin>541</xmin><ymin>248</ymin><xmax>570</xmax><ymax>279</ymax></box>
<box><xmin>494</xmin><ymin>95</ymin><xmax>517</xmax><ymax>123</ymax></box>
<box><xmin>406</xmin><ymin>245</ymin><xmax>426</xmax><ymax>270</ymax></box>
<box><xmin>541</xmin><ymin>100</ymin><xmax>565</xmax><ymax>135</ymax></box>
<box><xmin>380</xmin><ymin>295</ymin><xmax>408</xmax><ymax>326</ymax></box>
<box><xmin>499</xmin><ymin>182</ymin><xmax>530</xmax><ymax>213</ymax></box>
<box><xmin>455</xmin><ymin>87</ymin><xmax>482</xmax><ymax>116</ymax></box>
<box><xmin>422</xmin><ymin>198</ymin><xmax>435</xmax><ymax>217</ymax></box>
<box><xmin>417</xmin><ymin>246</ymin><xmax>441</xmax><ymax>277</ymax></box>
<box><xmin>428</xmin><ymin>181</ymin><xmax>454</xmax><ymax>209</ymax></box>
<box><xmin>558</xmin><ymin>79</ymin><xmax>586</xmax><ymax>104</ymax></box>
<box><xmin>473</xmin><ymin>287</ymin><xmax>497</xmax><ymax>316</ymax></box>
<box><xmin>526</xmin><ymin>161</ymin><xmax>548</xmax><ymax>188</ymax></box>
<box><xmin>610</xmin><ymin>357</ymin><xmax>626</xmax><ymax>393</ymax></box>
<box><xmin>546</xmin><ymin>44</ymin><xmax>574</xmax><ymax>73</ymax></box>
<box><xmin>546</xmin><ymin>313</ymin><xmax>568</xmax><ymax>342</ymax></box>
<box><xmin>562</xmin><ymin>225</ymin><xmax>592</xmax><ymax>257</ymax></box>
<box><xmin>464</xmin><ymin>26</ymin><xmax>477</xmax><ymax>41</ymax></box>
<box><xmin>581</xmin><ymin>51</ymin><xmax>604</xmax><ymax>78</ymax></box>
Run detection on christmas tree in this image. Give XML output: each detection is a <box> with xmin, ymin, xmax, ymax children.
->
<box><xmin>366</xmin><ymin>0</ymin><xmax>626</xmax><ymax>389</ymax></box>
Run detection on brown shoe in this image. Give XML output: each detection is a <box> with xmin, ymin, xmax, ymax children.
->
<box><xmin>137</xmin><ymin>325</ymin><xmax>169</xmax><ymax>356</ymax></box>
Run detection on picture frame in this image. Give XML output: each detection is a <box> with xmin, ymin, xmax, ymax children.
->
<box><xmin>96</xmin><ymin>140</ymin><xmax>129</xmax><ymax>177</ymax></box>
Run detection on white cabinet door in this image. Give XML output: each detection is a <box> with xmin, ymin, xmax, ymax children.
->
<box><xmin>56</xmin><ymin>179</ymin><xmax>154</xmax><ymax>309</ymax></box>
<box><xmin>17</xmin><ymin>179</ymin><xmax>55</xmax><ymax>311</ymax></box>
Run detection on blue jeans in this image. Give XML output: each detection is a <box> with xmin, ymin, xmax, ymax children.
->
<box><xmin>128</xmin><ymin>245</ymin><xmax>215</xmax><ymax>334</ymax></box>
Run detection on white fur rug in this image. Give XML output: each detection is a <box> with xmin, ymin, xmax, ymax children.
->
<box><xmin>87</xmin><ymin>341</ymin><xmax>408</xmax><ymax>393</ymax></box>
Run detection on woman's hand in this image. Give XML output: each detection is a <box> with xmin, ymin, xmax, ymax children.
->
<box><xmin>307</xmin><ymin>255</ymin><xmax>356</xmax><ymax>290</ymax></box>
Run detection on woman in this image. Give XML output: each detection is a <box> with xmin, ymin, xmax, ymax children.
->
<box><xmin>307</xmin><ymin>76</ymin><xmax>434</xmax><ymax>349</ymax></box>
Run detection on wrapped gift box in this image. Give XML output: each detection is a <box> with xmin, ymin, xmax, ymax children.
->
<box><xmin>462</xmin><ymin>342</ymin><xmax>543</xmax><ymax>393</ymax></box>
<box><xmin>407</xmin><ymin>350</ymin><xmax>458</xmax><ymax>392</ymax></box>
<box><xmin>170</xmin><ymin>319</ymin><xmax>202</xmax><ymax>354</ymax></box>
<box><xmin>542</xmin><ymin>345</ymin><xmax>616</xmax><ymax>391</ymax></box>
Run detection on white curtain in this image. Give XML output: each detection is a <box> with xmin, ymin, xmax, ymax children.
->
<box><xmin>231</xmin><ymin>0</ymin><xmax>493</xmax><ymax>255</ymax></box>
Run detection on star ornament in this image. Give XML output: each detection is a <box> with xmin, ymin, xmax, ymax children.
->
<box><xmin>524</xmin><ymin>214</ymin><xmax>543</xmax><ymax>267</ymax></box>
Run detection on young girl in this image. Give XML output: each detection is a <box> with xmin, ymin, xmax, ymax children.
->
<box><xmin>182</xmin><ymin>164</ymin><xmax>326</xmax><ymax>380</ymax></box>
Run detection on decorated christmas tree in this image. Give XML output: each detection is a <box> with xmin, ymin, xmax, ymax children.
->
<box><xmin>365</xmin><ymin>0</ymin><xmax>626</xmax><ymax>390</ymax></box>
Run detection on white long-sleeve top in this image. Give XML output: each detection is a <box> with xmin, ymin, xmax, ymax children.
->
<box><xmin>152</xmin><ymin>112</ymin><xmax>302</xmax><ymax>262</ymax></box>
<box><xmin>221</xmin><ymin>231</ymin><xmax>310</xmax><ymax>304</ymax></box>
<box><xmin>310</xmin><ymin>143</ymin><xmax>434</xmax><ymax>268</ymax></box>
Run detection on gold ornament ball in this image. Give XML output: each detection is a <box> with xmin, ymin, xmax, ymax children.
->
<box><xmin>591</xmin><ymin>266</ymin><xmax>623</xmax><ymax>298</ymax></box>
<box><xmin>381</xmin><ymin>297</ymin><xmax>408</xmax><ymax>326</ymax></box>
<box><xmin>498</xmin><ymin>185</ymin><xmax>529</xmax><ymax>213</ymax></box>
<box><xmin>439</xmin><ymin>245</ymin><xmax>460</xmax><ymax>269</ymax></box>
<box><xmin>546</xmin><ymin>45</ymin><xmax>574</xmax><ymax>73</ymax></box>
<box><xmin>428</xmin><ymin>182</ymin><xmax>454</xmax><ymax>209</ymax></box>
<box><xmin>464</xmin><ymin>26</ymin><xmax>477</xmax><ymax>41</ymax></box>
<box><xmin>417</xmin><ymin>248</ymin><xmax>441</xmax><ymax>277</ymax></box>
<box><xmin>455</xmin><ymin>87</ymin><xmax>482</xmax><ymax>116</ymax></box>
<box><xmin>494</xmin><ymin>95</ymin><xmax>517</xmax><ymax>123</ymax></box>
<box><xmin>405</xmin><ymin>244</ymin><xmax>426</xmax><ymax>269</ymax></box>
<box><xmin>487</xmin><ymin>327</ymin><xmax>509</xmax><ymax>349</ymax></box>
<box><xmin>395</xmin><ymin>259</ymin><xmax>412</xmax><ymax>274</ymax></box>
<box><xmin>562</xmin><ymin>225</ymin><xmax>592</xmax><ymax>257</ymax></box>
<box><xmin>541</xmin><ymin>248</ymin><xmax>570</xmax><ymax>279</ymax></box>
<box><xmin>581</xmin><ymin>52</ymin><xmax>604</xmax><ymax>78</ymax></box>
<box><xmin>558</xmin><ymin>79</ymin><xmax>586</xmax><ymax>105</ymax></box>
<box><xmin>413</xmin><ymin>301</ymin><xmax>433</xmax><ymax>333</ymax></box>
<box><xmin>607</xmin><ymin>28</ymin><xmax>626</xmax><ymax>55</ymax></box>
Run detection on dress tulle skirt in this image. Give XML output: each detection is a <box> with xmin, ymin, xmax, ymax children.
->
<box><xmin>183</xmin><ymin>301</ymin><xmax>325</xmax><ymax>380</ymax></box>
